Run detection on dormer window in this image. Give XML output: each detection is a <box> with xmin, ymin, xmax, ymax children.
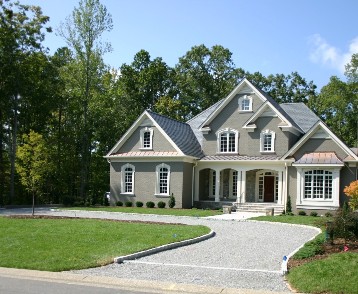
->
<box><xmin>140</xmin><ymin>127</ymin><xmax>153</xmax><ymax>150</ymax></box>
<box><xmin>217</xmin><ymin>129</ymin><xmax>239</xmax><ymax>153</ymax></box>
<box><xmin>260</xmin><ymin>129</ymin><xmax>275</xmax><ymax>153</ymax></box>
<box><xmin>238</xmin><ymin>95</ymin><xmax>252</xmax><ymax>112</ymax></box>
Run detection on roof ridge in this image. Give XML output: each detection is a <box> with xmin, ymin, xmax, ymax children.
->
<box><xmin>146</xmin><ymin>109</ymin><xmax>188</xmax><ymax>126</ymax></box>
<box><xmin>186</xmin><ymin>99</ymin><xmax>224</xmax><ymax>123</ymax></box>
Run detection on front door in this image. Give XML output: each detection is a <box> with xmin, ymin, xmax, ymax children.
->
<box><xmin>264</xmin><ymin>176</ymin><xmax>275</xmax><ymax>202</ymax></box>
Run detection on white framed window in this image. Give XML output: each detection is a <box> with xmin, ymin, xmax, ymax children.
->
<box><xmin>121</xmin><ymin>164</ymin><xmax>135</xmax><ymax>194</ymax></box>
<box><xmin>238</xmin><ymin>95</ymin><xmax>253</xmax><ymax>111</ymax></box>
<box><xmin>304</xmin><ymin>170</ymin><xmax>332</xmax><ymax>199</ymax></box>
<box><xmin>140</xmin><ymin>127</ymin><xmax>153</xmax><ymax>149</ymax></box>
<box><xmin>231</xmin><ymin>170</ymin><xmax>238</xmax><ymax>198</ymax></box>
<box><xmin>217</xmin><ymin>128</ymin><xmax>239</xmax><ymax>153</ymax></box>
<box><xmin>296</xmin><ymin>168</ymin><xmax>340</xmax><ymax>208</ymax></box>
<box><xmin>156</xmin><ymin>163</ymin><xmax>170</xmax><ymax>196</ymax></box>
<box><xmin>260</xmin><ymin>129</ymin><xmax>275</xmax><ymax>153</ymax></box>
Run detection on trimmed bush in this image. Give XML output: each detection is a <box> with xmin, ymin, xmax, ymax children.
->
<box><xmin>116</xmin><ymin>201</ymin><xmax>123</xmax><ymax>206</ymax></box>
<box><xmin>310</xmin><ymin>211</ymin><xmax>318</xmax><ymax>217</ymax></box>
<box><xmin>298</xmin><ymin>210</ymin><xmax>307</xmax><ymax>216</ymax></box>
<box><xmin>135</xmin><ymin>201</ymin><xmax>143</xmax><ymax>207</ymax></box>
<box><xmin>125</xmin><ymin>201</ymin><xmax>133</xmax><ymax>207</ymax></box>
<box><xmin>325</xmin><ymin>212</ymin><xmax>333</xmax><ymax>218</ymax></box>
<box><xmin>146</xmin><ymin>201</ymin><xmax>155</xmax><ymax>208</ymax></box>
<box><xmin>158</xmin><ymin>201</ymin><xmax>166</xmax><ymax>208</ymax></box>
<box><xmin>168</xmin><ymin>193</ymin><xmax>176</xmax><ymax>208</ymax></box>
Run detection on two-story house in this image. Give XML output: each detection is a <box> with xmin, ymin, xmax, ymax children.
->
<box><xmin>105</xmin><ymin>79</ymin><xmax>358</xmax><ymax>213</ymax></box>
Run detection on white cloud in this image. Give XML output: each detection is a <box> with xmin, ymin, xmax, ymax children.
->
<box><xmin>309</xmin><ymin>34</ymin><xmax>358</xmax><ymax>73</ymax></box>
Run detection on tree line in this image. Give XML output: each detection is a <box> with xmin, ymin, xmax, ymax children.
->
<box><xmin>1</xmin><ymin>0</ymin><xmax>357</xmax><ymax>206</ymax></box>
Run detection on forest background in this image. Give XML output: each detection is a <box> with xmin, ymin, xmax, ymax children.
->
<box><xmin>0</xmin><ymin>0</ymin><xmax>357</xmax><ymax>206</ymax></box>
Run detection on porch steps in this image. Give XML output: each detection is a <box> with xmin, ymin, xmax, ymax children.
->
<box><xmin>234</xmin><ymin>203</ymin><xmax>284</xmax><ymax>215</ymax></box>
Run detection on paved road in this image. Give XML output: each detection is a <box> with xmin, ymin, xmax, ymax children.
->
<box><xmin>1</xmin><ymin>208</ymin><xmax>320</xmax><ymax>292</ymax></box>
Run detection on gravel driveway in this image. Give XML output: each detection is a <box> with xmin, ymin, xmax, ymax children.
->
<box><xmin>1</xmin><ymin>209</ymin><xmax>319</xmax><ymax>292</ymax></box>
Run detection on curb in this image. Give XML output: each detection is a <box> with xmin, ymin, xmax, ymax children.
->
<box><xmin>114</xmin><ymin>230</ymin><xmax>216</xmax><ymax>263</ymax></box>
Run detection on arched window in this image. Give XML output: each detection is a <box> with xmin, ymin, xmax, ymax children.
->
<box><xmin>156</xmin><ymin>163</ymin><xmax>170</xmax><ymax>196</ymax></box>
<box><xmin>260</xmin><ymin>129</ymin><xmax>276</xmax><ymax>152</ymax></box>
<box><xmin>121</xmin><ymin>164</ymin><xmax>135</xmax><ymax>194</ymax></box>
<box><xmin>140</xmin><ymin>127</ymin><xmax>153</xmax><ymax>149</ymax></box>
<box><xmin>217</xmin><ymin>129</ymin><xmax>239</xmax><ymax>153</ymax></box>
<box><xmin>238</xmin><ymin>95</ymin><xmax>253</xmax><ymax>111</ymax></box>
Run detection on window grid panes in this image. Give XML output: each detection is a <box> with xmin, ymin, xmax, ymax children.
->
<box><xmin>304</xmin><ymin>170</ymin><xmax>332</xmax><ymax>199</ymax></box>
<box><xmin>159</xmin><ymin>167</ymin><xmax>168</xmax><ymax>194</ymax></box>
<box><xmin>258</xmin><ymin>176</ymin><xmax>264</xmax><ymax>200</ymax></box>
<box><xmin>263</xmin><ymin>133</ymin><xmax>272</xmax><ymax>151</ymax></box>
<box><xmin>143</xmin><ymin>131</ymin><xmax>151</xmax><ymax>148</ymax></box>
<box><xmin>241</xmin><ymin>98</ymin><xmax>250</xmax><ymax>111</ymax></box>
<box><xmin>220</xmin><ymin>132</ymin><xmax>236</xmax><ymax>153</ymax></box>
<box><xmin>124</xmin><ymin>167</ymin><xmax>133</xmax><ymax>193</ymax></box>
<box><xmin>232</xmin><ymin>171</ymin><xmax>238</xmax><ymax>197</ymax></box>
<box><xmin>212</xmin><ymin>171</ymin><xmax>216</xmax><ymax>196</ymax></box>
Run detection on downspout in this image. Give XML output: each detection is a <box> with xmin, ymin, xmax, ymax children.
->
<box><xmin>192</xmin><ymin>160</ymin><xmax>198</xmax><ymax>207</ymax></box>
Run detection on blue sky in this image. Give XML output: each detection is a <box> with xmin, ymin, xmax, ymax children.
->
<box><xmin>21</xmin><ymin>0</ymin><xmax>358</xmax><ymax>90</ymax></box>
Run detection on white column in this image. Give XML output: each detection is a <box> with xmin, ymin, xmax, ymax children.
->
<box><xmin>277</xmin><ymin>171</ymin><xmax>283</xmax><ymax>205</ymax></box>
<box><xmin>241</xmin><ymin>171</ymin><xmax>246</xmax><ymax>203</ymax></box>
<box><xmin>215</xmin><ymin>169</ymin><xmax>220</xmax><ymax>202</ymax></box>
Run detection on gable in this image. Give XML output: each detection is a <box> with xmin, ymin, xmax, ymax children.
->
<box><xmin>282</xmin><ymin>121</ymin><xmax>358</xmax><ymax>162</ymax></box>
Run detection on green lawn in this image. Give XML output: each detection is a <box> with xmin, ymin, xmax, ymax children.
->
<box><xmin>251</xmin><ymin>214</ymin><xmax>358</xmax><ymax>294</ymax></box>
<box><xmin>287</xmin><ymin>253</ymin><xmax>358</xmax><ymax>294</ymax></box>
<box><xmin>0</xmin><ymin>217</ymin><xmax>210</xmax><ymax>272</ymax></box>
<box><xmin>62</xmin><ymin>206</ymin><xmax>222</xmax><ymax>217</ymax></box>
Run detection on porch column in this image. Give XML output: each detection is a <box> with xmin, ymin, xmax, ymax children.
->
<box><xmin>277</xmin><ymin>170</ymin><xmax>283</xmax><ymax>205</ymax></box>
<box><xmin>215</xmin><ymin>169</ymin><xmax>221</xmax><ymax>202</ymax></box>
<box><xmin>241</xmin><ymin>170</ymin><xmax>246</xmax><ymax>203</ymax></box>
<box><xmin>194</xmin><ymin>167</ymin><xmax>199</xmax><ymax>202</ymax></box>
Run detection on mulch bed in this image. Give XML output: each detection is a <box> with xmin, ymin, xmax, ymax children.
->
<box><xmin>288</xmin><ymin>238</ymin><xmax>358</xmax><ymax>269</ymax></box>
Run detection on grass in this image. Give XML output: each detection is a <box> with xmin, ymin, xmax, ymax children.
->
<box><xmin>0</xmin><ymin>216</ymin><xmax>210</xmax><ymax>272</ymax></box>
<box><xmin>62</xmin><ymin>206</ymin><xmax>223</xmax><ymax>217</ymax></box>
<box><xmin>287</xmin><ymin>253</ymin><xmax>358</xmax><ymax>294</ymax></box>
<box><xmin>251</xmin><ymin>214</ymin><xmax>358</xmax><ymax>294</ymax></box>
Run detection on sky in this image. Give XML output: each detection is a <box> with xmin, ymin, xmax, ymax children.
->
<box><xmin>20</xmin><ymin>0</ymin><xmax>358</xmax><ymax>91</ymax></box>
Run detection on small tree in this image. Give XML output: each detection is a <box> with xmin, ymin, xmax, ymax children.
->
<box><xmin>168</xmin><ymin>193</ymin><xmax>176</xmax><ymax>208</ymax></box>
<box><xmin>286</xmin><ymin>195</ymin><xmax>292</xmax><ymax>215</ymax></box>
<box><xmin>344</xmin><ymin>180</ymin><xmax>358</xmax><ymax>211</ymax></box>
<box><xmin>16</xmin><ymin>131</ymin><xmax>51</xmax><ymax>215</ymax></box>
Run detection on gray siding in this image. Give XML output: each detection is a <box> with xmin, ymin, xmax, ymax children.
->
<box><xmin>119</xmin><ymin>126</ymin><xmax>176</xmax><ymax>153</ymax></box>
<box><xmin>201</xmin><ymin>94</ymin><xmax>264</xmax><ymax>155</ymax></box>
<box><xmin>293</xmin><ymin>138</ymin><xmax>348</xmax><ymax>160</ymax></box>
<box><xmin>340</xmin><ymin>165</ymin><xmax>358</xmax><ymax>205</ymax></box>
<box><xmin>287</xmin><ymin>166</ymin><xmax>297</xmax><ymax>211</ymax></box>
<box><xmin>110</xmin><ymin>161</ymin><xmax>192</xmax><ymax>208</ymax></box>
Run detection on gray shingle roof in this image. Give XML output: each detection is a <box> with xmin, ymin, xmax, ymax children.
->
<box><xmin>186</xmin><ymin>99</ymin><xmax>224</xmax><ymax>146</ymax></box>
<box><xmin>147</xmin><ymin>110</ymin><xmax>204</xmax><ymax>158</ymax></box>
<box><xmin>280</xmin><ymin>103</ymin><xmax>320</xmax><ymax>133</ymax></box>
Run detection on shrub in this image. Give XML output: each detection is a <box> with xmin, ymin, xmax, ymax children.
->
<box><xmin>286</xmin><ymin>195</ymin><xmax>292</xmax><ymax>214</ymax></box>
<box><xmin>135</xmin><ymin>201</ymin><xmax>143</xmax><ymax>207</ymax></box>
<box><xmin>344</xmin><ymin>180</ymin><xmax>358</xmax><ymax>210</ymax></box>
<box><xmin>168</xmin><ymin>193</ymin><xmax>176</xmax><ymax>208</ymax></box>
<box><xmin>158</xmin><ymin>201</ymin><xmax>166</xmax><ymax>208</ymax></box>
<box><xmin>298</xmin><ymin>210</ymin><xmax>307</xmax><ymax>216</ymax></box>
<box><xmin>310</xmin><ymin>211</ymin><xmax>318</xmax><ymax>217</ymax></box>
<box><xmin>325</xmin><ymin>212</ymin><xmax>333</xmax><ymax>218</ymax></box>
<box><xmin>146</xmin><ymin>201</ymin><xmax>155</xmax><ymax>208</ymax></box>
<box><xmin>293</xmin><ymin>233</ymin><xmax>325</xmax><ymax>259</ymax></box>
<box><xmin>116</xmin><ymin>201</ymin><xmax>123</xmax><ymax>206</ymax></box>
<box><xmin>125</xmin><ymin>201</ymin><xmax>133</xmax><ymax>207</ymax></box>
<box><xmin>333</xmin><ymin>202</ymin><xmax>358</xmax><ymax>241</ymax></box>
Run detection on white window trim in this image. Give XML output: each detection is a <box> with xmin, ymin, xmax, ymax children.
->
<box><xmin>155</xmin><ymin>163</ymin><xmax>170</xmax><ymax>196</ymax></box>
<box><xmin>216</xmin><ymin>128</ymin><xmax>239</xmax><ymax>154</ymax></box>
<box><xmin>260</xmin><ymin>129</ymin><xmax>276</xmax><ymax>153</ymax></box>
<box><xmin>209</xmin><ymin>170</ymin><xmax>216</xmax><ymax>198</ymax></box>
<box><xmin>238</xmin><ymin>95</ymin><xmax>253</xmax><ymax>112</ymax></box>
<box><xmin>296</xmin><ymin>167</ymin><xmax>340</xmax><ymax>208</ymax></box>
<box><xmin>140</xmin><ymin>127</ymin><xmax>153</xmax><ymax>150</ymax></box>
<box><xmin>121</xmin><ymin>163</ymin><xmax>135</xmax><ymax>195</ymax></box>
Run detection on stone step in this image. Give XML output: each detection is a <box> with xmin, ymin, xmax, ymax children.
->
<box><xmin>234</xmin><ymin>203</ymin><xmax>284</xmax><ymax>215</ymax></box>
